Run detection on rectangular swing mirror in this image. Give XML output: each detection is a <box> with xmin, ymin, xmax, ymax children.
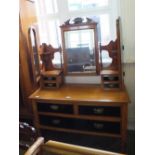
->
<box><xmin>60</xmin><ymin>17</ymin><xmax>99</xmax><ymax>75</ymax></box>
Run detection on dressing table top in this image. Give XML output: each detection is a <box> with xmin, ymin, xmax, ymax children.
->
<box><xmin>29</xmin><ymin>84</ymin><xmax>130</xmax><ymax>104</ymax></box>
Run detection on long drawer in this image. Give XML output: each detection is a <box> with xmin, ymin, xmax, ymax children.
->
<box><xmin>39</xmin><ymin>115</ymin><xmax>120</xmax><ymax>134</ymax></box>
<box><xmin>37</xmin><ymin>102</ymin><xmax>73</xmax><ymax>114</ymax></box>
<box><xmin>75</xmin><ymin>119</ymin><xmax>120</xmax><ymax>134</ymax></box>
<box><xmin>79</xmin><ymin>106</ymin><xmax>120</xmax><ymax>117</ymax></box>
<box><xmin>39</xmin><ymin>115</ymin><xmax>75</xmax><ymax>129</ymax></box>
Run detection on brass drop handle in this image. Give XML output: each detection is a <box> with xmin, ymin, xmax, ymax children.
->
<box><xmin>48</xmin><ymin>83</ymin><xmax>53</xmax><ymax>86</ymax></box>
<box><xmin>47</xmin><ymin>77</ymin><xmax>55</xmax><ymax>80</ymax></box>
<box><xmin>93</xmin><ymin>108</ymin><xmax>104</xmax><ymax>114</ymax></box>
<box><xmin>50</xmin><ymin>105</ymin><xmax>59</xmax><ymax>110</ymax></box>
<box><xmin>93</xmin><ymin>123</ymin><xmax>104</xmax><ymax>129</ymax></box>
<box><xmin>47</xmin><ymin>77</ymin><xmax>52</xmax><ymax>80</ymax></box>
<box><xmin>109</xmin><ymin>84</ymin><xmax>114</xmax><ymax>87</ymax></box>
<box><xmin>108</xmin><ymin>76</ymin><xmax>115</xmax><ymax>80</ymax></box>
<box><xmin>52</xmin><ymin>119</ymin><xmax>61</xmax><ymax>125</ymax></box>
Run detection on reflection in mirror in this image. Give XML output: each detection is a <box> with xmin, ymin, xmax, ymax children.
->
<box><xmin>29</xmin><ymin>27</ymin><xmax>40</xmax><ymax>79</ymax></box>
<box><xmin>101</xmin><ymin>50</ymin><xmax>112</xmax><ymax>68</ymax></box>
<box><xmin>52</xmin><ymin>52</ymin><xmax>61</xmax><ymax>69</ymax></box>
<box><xmin>30</xmin><ymin>29</ymin><xmax>35</xmax><ymax>47</ymax></box>
<box><xmin>64</xmin><ymin>29</ymin><xmax>96</xmax><ymax>73</ymax></box>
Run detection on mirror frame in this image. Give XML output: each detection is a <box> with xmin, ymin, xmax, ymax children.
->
<box><xmin>28</xmin><ymin>25</ymin><xmax>41</xmax><ymax>85</ymax></box>
<box><xmin>60</xmin><ymin>18</ymin><xmax>100</xmax><ymax>75</ymax></box>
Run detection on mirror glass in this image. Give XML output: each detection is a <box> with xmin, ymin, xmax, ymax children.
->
<box><xmin>101</xmin><ymin>50</ymin><xmax>112</xmax><ymax>68</ymax></box>
<box><xmin>52</xmin><ymin>52</ymin><xmax>61</xmax><ymax>69</ymax></box>
<box><xmin>29</xmin><ymin>28</ymin><xmax>40</xmax><ymax>77</ymax></box>
<box><xmin>64</xmin><ymin>29</ymin><xmax>96</xmax><ymax>73</ymax></box>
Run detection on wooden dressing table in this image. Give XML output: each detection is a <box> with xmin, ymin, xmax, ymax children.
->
<box><xmin>29</xmin><ymin>18</ymin><xmax>129</xmax><ymax>153</ymax></box>
<box><xmin>29</xmin><ymin>84</ymin><xmax>129</xmax><ymax>152</ymax></box>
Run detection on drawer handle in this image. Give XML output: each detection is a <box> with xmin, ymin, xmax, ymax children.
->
<box><xmin>52</xmin><ymin>119</ymin><xmax>61</xmax><ymax>125</ymax></box>
<box><xmin>47</xmin><ymin>83</ymin><xmax>54</xmax><ymax>87</ymax></box>
<box><xmin>109</xmin><ymin>84</ymin><xmax>114</xmax><ymax>88</ymax></box>
<box><xmin>108</xmin><ymin>77</ymin><xmax>115</xmax><ymax>80</ymax></box>
<box><xmin>93</xmin><ymin>108</ymin><xmax>104</xmax><ymax>114</ymax></box>
<box><xmin>45</xmin><ymin>83</ymin><xmax>56</xmax><ymax>87</ymax></box>
<box><xmin>48</xmin><ymin>77</ymin><xmax>55</xmax><ymax>80</ymax></box>
<box><xmin>50</xmin><ymin>105</ymin><xmax>59</xmax><ymax>110</ymax></box>
<box><xmin>93</xmin><ymin>123</ymin><xmax>104</xmax><ymax>129</ymax></box>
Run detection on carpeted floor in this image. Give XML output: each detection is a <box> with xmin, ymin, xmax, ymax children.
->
<box><xmin>41</xmin><ymin>129</ymin><xmax>135</xmax><ymax>155</ymax></box>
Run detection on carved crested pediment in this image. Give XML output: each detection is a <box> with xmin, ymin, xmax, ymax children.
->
<box><xmin>63</xmin><ymin>17</ymin><xmax>94</xmax><ymax>25</ymax></box>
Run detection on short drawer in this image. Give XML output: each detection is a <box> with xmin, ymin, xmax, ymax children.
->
<box><xmin>39</xmin><ymin>115</ymin><xmax>74</xmax><ymax>129</ymax></box>
<box><xmin>104</xmin><ymin>83</ymin><xmax>120</xmax><ymax>89</ymax></box>
<box><xmin>103</xmin><ymin>76</ymin><xmax>119</xmax><ymax>81</ymax></box>
<box><xmin>75</xmin><ymin>119</ymin><xmax>120</xmax><ymax>134</ymax></box>
<box><xmin>37</xmin><ymin>102</ymin><xmax>73</xmax><ymax>114</ymax></box>
<box><xmin>79</xmin><ymin>106</ymin><xmax>120</xmax><ymax>117</ymax></box>
<box><xmin>43</xmin><ymin>76</ymin><xmax>56</xmax><ymax>81</ymax></box>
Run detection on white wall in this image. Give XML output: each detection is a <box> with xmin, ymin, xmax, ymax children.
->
<box><xmin>120</xmin><ymin>0</ymin><xmax>135</xmax><ymax>130</ymax></box>
<box><xmin>119</xmin><ymin>0</ymin><xmax>135</xmax><ymax>63</ymax></box>
<box><xmin>123</xmin><ymin>63</ymin><xmax>135</xmax><ymax>130</ymax></box>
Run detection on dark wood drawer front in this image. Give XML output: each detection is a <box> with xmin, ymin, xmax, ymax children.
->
<box><xmin>79</xmin><ymin>106</ymin><xmax>120</xmax><ymax>117</ymax></box>
<box><xmin>39</xmin><ymin>116</ymin><xmax>74</xmax><ymax>129</ymax></box>
<box><xmin>103</xmin><ymin>76</ymin><xmax>119</xmax><ymax>81</ymax></box>
<box><xmin>43</xmin><ymin>77</ymin><xmax>56</xmax><ymax>81</ymax></box>
<box><xmin>75</xmin><ymin>119</ymin><xmax>120</xmax><ymax>134</ymax></box>
<box><xmin>104</xmin><ymin>83</ymin><xmax>119</xmax><ymax>89</ymax></box>
<box><xmin>37</xmin><ymin>103</ymin><xmax>73</xmax><ymax>114</ymax></box>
